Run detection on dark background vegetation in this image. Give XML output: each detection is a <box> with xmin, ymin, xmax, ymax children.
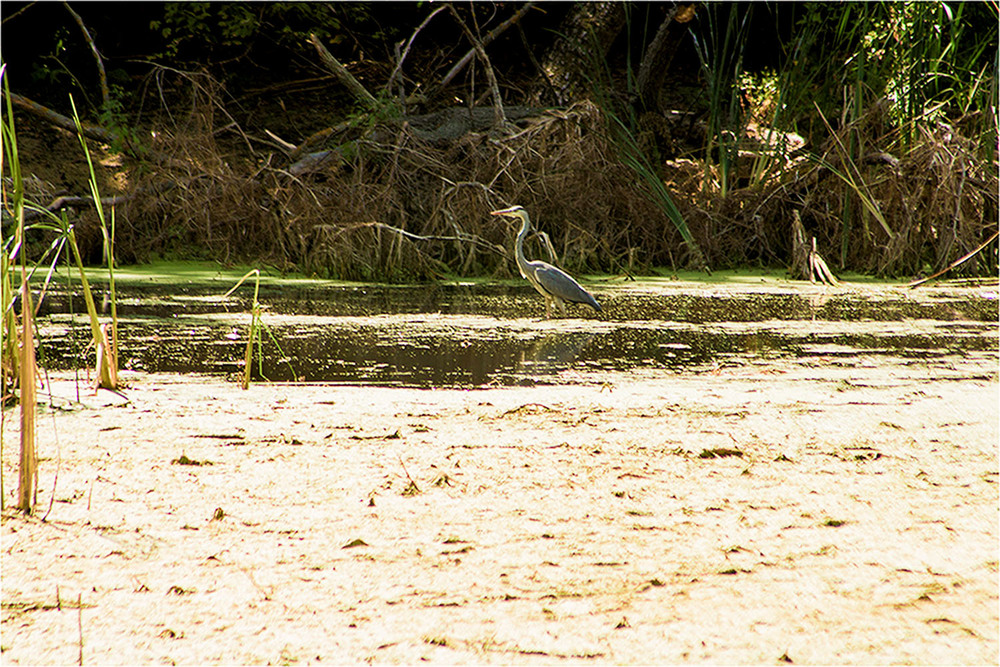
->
<box><xmin>2</xmin><ymin>2</ymin><xmax>997</xmax><ymax>280</ymax></box>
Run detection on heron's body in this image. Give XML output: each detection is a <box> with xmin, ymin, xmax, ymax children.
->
<box><xmin>490</xmin><ymin>205</ymin><xmax>602</xmax><ymax>318</ymax></box>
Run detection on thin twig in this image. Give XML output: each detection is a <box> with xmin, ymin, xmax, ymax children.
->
<box><xmin>77</xmin><ymin>593</ymin><xmax>84</xmax><ymax>666</ymax></box>
<box><xmin>40</xmin><ymin>408</ymin><xmax>61</xmax><ymax>521</ymax></box>
<box><xmin>440</xmin><ymin>3</ymin><xmax>535</xmax><ymax>89</ymax></box>
<box><xmin>398</xmin><ymin>455</ymin><xmax>420</xmax><ymax>494</ymax></box>
<box><xmin>385</xmin><ymin>5</ymin><xmax>448</xmax><ymax>98</ymax></box>
<box><xmin>239</xmin><ymin>565</ymin><xmax>273</xmax><ymax>601</ymax></box>
<box><xmin>516</xmin><ymin>18</ymin><xmax>557</xmax><ymax>103</ymax></box>
<box><xmin>263</xmin><ymin>129</ymin><xmax>297</xmax><ymax>153</ymax></box>
<box><xmin>908</xmin><ymin>229</ymin><xmax>999</xmax><ymax>288</ymax></box>
<box><xmin>446</xmin><ymin>4</ymin><xmax>506</xmax><ymax>126</ymax></box>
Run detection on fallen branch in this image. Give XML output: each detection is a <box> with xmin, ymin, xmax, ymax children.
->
<box><xmin>445</xmin><ymin>5</ymin><xmax>506</xmax><ymax>127</ymax></box>
<box><xmin>288</xmin><ymin>120</ymin><xmax>353</xmax><ymax>162</ymax></box>
<box><xmin>908</xmin><ymin>229</ymin><xmax>999</xmax><ymax>288</ymax></box>
<box><xmin>23</xmin><ymin>194</ymin><xmax>132</xmax><ymax>220</ymax></box>
<box><xmin>16</xmin><ymin>180</ymin><xmax>178</xmax><ymax>222</ymax></box>
<box><xmin>385</xmin><ymin>4</ymin><xmax>449</xmax><ymax>98</ymax></box>
<box><xmin>9</xmin><ymin>93</ymin><xmax>177</xmax><ymax>164</ymax></box>
<box><xmin>346</xmin><ymin>221</ymin><xmax>506</xmax><ymax>257</ymax></box>
<box><xmin>309</xmin><ymin>33</ymin><xmax>379</xmax><ymax>109</ymax></box>
<box><xmin>10</xmin><ymin>93</ymin><xmax>118</xmax><ymax>145</ymax></box>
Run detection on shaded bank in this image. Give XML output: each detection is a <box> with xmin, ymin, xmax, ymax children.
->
<box><xmin>4</xmin><ymin>3</ymin><xmax>996</xmax><ymax>281</ymax></box>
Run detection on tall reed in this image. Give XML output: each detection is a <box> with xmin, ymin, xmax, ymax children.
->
<box><xmin>224</xmin><ymin>269</ymin><xmax>296</xmax><ymax>389</ymax></box>
<box><xmin>690</xmin><ymin>3</ymin><xmax>752</xmax><ymax>197</ymax></box>
<box><xmin>1</xmin><ymin>79</ymin><xmax>129</xmax><ymax>509</ymax></box>
<box><xmin>1</xmin><ymin>64</ymin><xmax>38</xmax><ymax>512</ymax></box>
<box><xmin>69</xmin><ymin>95</ymin><xmax>119</xmax><ymax>388</ymax></box>
<box><xmin>585</xmin><ymin>19</ymin><xmax>707</xmax><ymax>270</ymax></box>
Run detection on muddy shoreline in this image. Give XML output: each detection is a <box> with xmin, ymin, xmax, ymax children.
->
<box><xmin>2</xmin><ymin>279</ymin><xmax>998</xmax><ymax>664</ymax></box>
<box><xmin>3</xmin><ymin>354</ymin><xmax>997</xmax><ymax>664</ymax></box>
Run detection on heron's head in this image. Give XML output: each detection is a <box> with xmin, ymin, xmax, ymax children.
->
<box><xmin>490</xmin><ymin>205</ymin><xmax>531</xmax><ymax>230</ymax></box>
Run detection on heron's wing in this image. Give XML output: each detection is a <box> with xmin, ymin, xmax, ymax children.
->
<box><xmin>529</xmin><ymin>261</ymin><xmax>601</xmax><ymax>311</ymax></box>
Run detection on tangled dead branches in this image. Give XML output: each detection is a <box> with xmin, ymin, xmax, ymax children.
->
<box><xmin>26</xmin><ymin>67</ymin><xmax>995</xmax><ymax>281</ymax></box>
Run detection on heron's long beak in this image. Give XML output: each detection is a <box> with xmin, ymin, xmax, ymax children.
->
<box><xmin>490</xmin><ymin>206</ymin><xmax>521</xmax><ymax>216</ymax></box>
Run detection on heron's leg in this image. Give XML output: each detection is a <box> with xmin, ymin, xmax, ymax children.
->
<box><xmin>544</xmin><ymin>296</ymin><xmax>553</xmax><ymax>319</ymax></box>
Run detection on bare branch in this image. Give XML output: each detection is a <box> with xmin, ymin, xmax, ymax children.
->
<box><xmin>309</xmin><ymin>33</ymin><xmax>379</xmax><ymax>109</ymax></box>
<box><xmin>348</xmin><ymin>221</ymin><xmax>506</xmax><ymax>257</ymax></box>
<box><xmin>385</xmin><ymin>5</ymin><xmax>449</xmax><ymax>100</ymax></box>
<box><xmin>445</xmin><ymin>4</ymin><xmax>505</xmax><ymax>126</ymax></box>
<box><xmin>440</xmin><ymin>3</ymin><xmax>536</xmax><ymax>89</ymax></box>
<box><xmin>63</xmin><ymin>1</ymin><xmax>109</xmax><ymax>109</ymax></box>
<box><xmin>908</xmin><ymin>230</ymin><xmax>1000</xmax><ymax>288</ymax></box>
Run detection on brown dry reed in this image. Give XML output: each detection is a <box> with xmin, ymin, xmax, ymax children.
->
<box><xmin>115</xmin><ymin>70</ymin><xmax>996</xmax><ymax>280</ymax></box>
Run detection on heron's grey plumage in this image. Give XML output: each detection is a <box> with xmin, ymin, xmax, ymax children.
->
<box><xmin>490</xmin><ymin>205</ymin><xmax>602</xmax><ymax>318</ymax></box>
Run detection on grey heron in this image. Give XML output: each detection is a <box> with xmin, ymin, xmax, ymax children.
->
<box><xmin>491</xmin><ymin>205</ymin><xmax>602</xmax><ymax>318</ymax></box>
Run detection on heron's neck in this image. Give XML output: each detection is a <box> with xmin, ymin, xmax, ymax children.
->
<box><xmin>514</xmin><ymin>213</ymin><xmax>532</xmax><ymax>274</ymax></box>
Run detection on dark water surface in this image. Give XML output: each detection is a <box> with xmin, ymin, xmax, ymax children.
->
<box><xmin>34</xmin><ymin>281</ymin><xmax>999</xmax><ymax>387</ymax></box>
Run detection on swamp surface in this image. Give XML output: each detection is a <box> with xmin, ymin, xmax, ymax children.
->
<box><xmin>2</xmin><ymin>272</ymin><xmax>998</xmax><ymax>664</ymax></box>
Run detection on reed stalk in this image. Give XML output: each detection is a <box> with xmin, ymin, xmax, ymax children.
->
<box><xmin>224</xmin><ymin>269</ymin><xmax>296</xmax><ymax>388</ymax></box>
<box><xmin>1</xmin><ymin>64</ymin><xmax>38</xmax><ymax>512</ymax></box>
<box><xmin>225</xmin><ymin>269</ymin><xmax>262</xmax><ymax>390</ymax></box>
<box><xmin>69</xmin><ymin>95</ymin><xmax>118</xmax><ymax>388</ymax></box>
<box><xmin>690</xmin><ymin>4</ymin><xmax>752</xmax><ymax>197</ymax></box>
<box><xmin>585</xmin><ymin>21</ymin><xmax>707</xmax><ymax>270</ymax></box>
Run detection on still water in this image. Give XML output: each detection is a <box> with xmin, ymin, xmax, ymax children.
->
<box><xmin>33</xmin><ymin>281</ymin><xmax>998</xmax><ymax>387</ymax></box>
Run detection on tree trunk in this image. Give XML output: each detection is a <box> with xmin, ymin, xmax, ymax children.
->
<box><xmin>531</xmin><ymin>2</ymin><xmax>626</xmax><ymax>105</ymax></box>
<box><xmin>636</xmin><ymin>4</ymin><xmax>698</xmax><ymax>112</ymax></box>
